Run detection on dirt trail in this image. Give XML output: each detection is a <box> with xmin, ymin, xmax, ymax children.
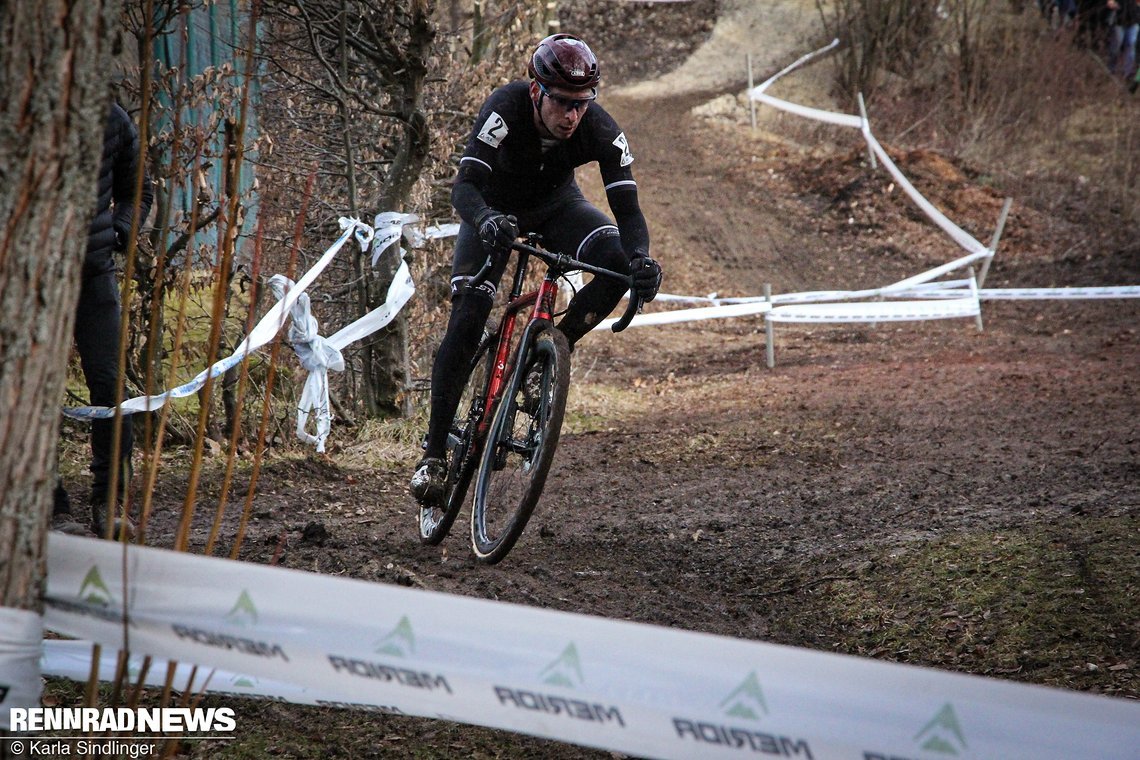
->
<box><xmin>613</xmin><ymin>0</ymin><xmax>822</xmax><ymax>100</ymax></box>
<box><xmin>245</xmin><ymin>4</ymin><xmax>1139</xmax><ymax>751</ymax></box>
<box><xmin>56</xmin><ymin>4</ymin><xmax>1138</xmax><ymax>757</ymax></box>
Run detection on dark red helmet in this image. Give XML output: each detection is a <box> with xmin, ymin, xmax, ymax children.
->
<box><xmin>528</xmin><ymin>34</ymin><xmax>600</xmax><ymax>92</ymax></box>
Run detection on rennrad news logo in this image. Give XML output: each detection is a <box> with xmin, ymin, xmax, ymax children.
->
<box><xmin>8</xmin><ymin>706</ymin><xmax>237</xmax><ymax>732</ymax></box>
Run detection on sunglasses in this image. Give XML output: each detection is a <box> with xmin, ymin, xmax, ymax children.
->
<box><xmin>538</xmin><ymin>82</ymin><xmax>596</xmax><ymax>112</ymax></box>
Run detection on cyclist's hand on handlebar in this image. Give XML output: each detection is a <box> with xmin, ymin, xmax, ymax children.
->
<box><xmin>477</xmin><ymin>211</ymin><xmax>519</xmax><ymax>255</ymax></box>
<box><xmin>630</xmin><ymin>255</ymin><xmax>662</xmax><ymax>302</ymax></box>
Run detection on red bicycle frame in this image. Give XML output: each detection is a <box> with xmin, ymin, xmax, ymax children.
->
<box><xmin>478</xmin><ymin>265</ymin><xmax>561</xmax><ymax>438</ymax></box>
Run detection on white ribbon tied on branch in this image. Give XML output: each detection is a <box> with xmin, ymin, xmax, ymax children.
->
<box><xmin>59</xmin><ymin>213</ymin><xmax>441</xmax><ymax>452</ymax></box>
<box><xmin>267</xmin><ymin>275</ymin><xmax>345</xmax><ymax>453</ymax></box>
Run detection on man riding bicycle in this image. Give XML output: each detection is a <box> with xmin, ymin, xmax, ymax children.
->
<box><xmin>411</xmin><ymin>33</ymin><xmax>662</xmax><ymax>505</ymax></box>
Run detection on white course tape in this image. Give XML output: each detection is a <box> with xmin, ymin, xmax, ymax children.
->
<box><xmin>63</xmin><ymin>217</ymin><xmax>375</xmax><ymax>421</ymax></box>
<box><xmin>326</xmin><ymin>258</ymin><xmax>416</xmax><ymax>352</ymax></box>
<box><xmin>980</xmin><ymin>286</ymin><xmax>1140</xmax><ymax>300</ymax></box>
<box><xmin>599</xmin><ymin>281</ymin><xmax>1140</xmax><ymax>330</ymax></box>
<box><xmin>750</xmin><ymin>91</ymin><xmax>863</xmax><ymax>129</ymax></box>
<box><xmin>768</xmin><ymin>297</ymin><xmax>979</xmax><ymax>323</ymax></box>
<box><xmin>862</xmin><ymin>131</ymin><xmax>989</xmax><ymax>257</ymax></box>
<box><xmin>0</xmin><ymin>606</ymin><xmax>42</xmax><ymax>728</ymax></box>
<box><xmin>42</xmin><ymin>534</ymin><xmax>1140</xmax><ymax>759</ymax></box>
<box><xmin>618</xmin><ymin>40</ymin><xmax>1138</xmax><ymax>334</ymax></box>
<box><xmin>597</xmin><ymin>300</ymin><xmax>771</xmax><ymax>330</ymax></box>
<box><xmin>598</xmin><ymin>262</ymin><xmax>985</xmax><ymax>331</ymax></box>
<box><xmin>750</xmin><ymin>40</ymin><xmax>988</xmax><ymax>260</ymax></box>
<box><xmin>370</xmin><ymin>211</ymin><xmax>460</xmax><ymax>262</ymax></box>
<box><xmin>405</xmin><ymin>222</ymin><xmax>460</xmax><ymax>249</ymax></box>
<box><xmin>267</xmin><ymin>257</ymin><xmax>416</xmax><ymax>452</ymax></box>
<box><xmin>371</xmin><ymin>212</ymin><xmax>419</xmax><ymax>266</ymax></box>
<box><xmin>748</xmin><ymin>39</ymin><xmax>862</xmax><ymax>129</ymax></box>
<box><xmin>41</xmin><ymin>640</ymin><xmax>369</xmax><ymax>711</ymax></box>
<box><xmin>267</xmin><ymin>275</ymin><xmax>346</xmax><ymax>453</ymax></box>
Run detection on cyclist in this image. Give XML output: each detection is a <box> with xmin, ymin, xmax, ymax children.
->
<box><xmin>411</xmin><ymin>33</ymin><xmax>662</xmax><ymax>505</ymax></box>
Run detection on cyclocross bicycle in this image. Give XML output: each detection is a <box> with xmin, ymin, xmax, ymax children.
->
<box><xmin>418</xmin><ymin>234</ymin><xmax>640</xmax><ymax>564</ymax></box>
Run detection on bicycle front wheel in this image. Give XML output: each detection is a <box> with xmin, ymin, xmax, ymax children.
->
<box><xmin>471</xmin><ymin>326</ymin><xmax>571</xmax><ymax>564</ymax></box>
<box><xmin>419</xmin><ymin>336</ymin><xmax>494</xmax><ymax>545</ymax></box>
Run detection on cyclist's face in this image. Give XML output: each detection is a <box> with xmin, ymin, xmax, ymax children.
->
<box><xmin>532</xmin><ymin>82</ymin><xmax>594</xmax><ymax>140</ymax></box>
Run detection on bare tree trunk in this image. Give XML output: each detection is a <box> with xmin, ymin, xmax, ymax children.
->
<box><xmin>0</xmin><ymin>1</ymin><xmax>120</xmax><ymax>612</ymax></box>
<box><xmin>367</xmin><ymin>0</ymin><xmax>434</xmax><ymax>418</ymax></box>
<box><xmin>1</xmin><ymin>11</ymin><xmax>118</xmax><ymax>744</ymax></box>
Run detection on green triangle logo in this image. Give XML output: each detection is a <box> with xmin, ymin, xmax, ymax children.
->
<box><xmin>374</xmin><ymin>616</ymin><xmax>415</xmax><ymax>657</ymax></box>
<box><xmin>79</xmin><ymin>566</ymin><xmax>113</xmax><ymax>606</ymax></box>
<box><xmin>230</xmin><ymin>673</ymin><xmax>258</xmax><ymax>689</ymax></box>
<box><xmin>539</xmin><ymin>643</ymin><xmax>584</xmax><ymax>688</ymax></box>
<box><xmin>720</xmin><ymin>672</ymin><xmax>768</xmax><ymax>721</ymax></box>
<box><xmin>914</xmin><ymin>703</ymin><xmax>968</xmax><ymax>755</ymax></box>
<box><xmin>225</xmin><ymin>590</ymin><xmax>259</xmax><ymax>627</ymax></box>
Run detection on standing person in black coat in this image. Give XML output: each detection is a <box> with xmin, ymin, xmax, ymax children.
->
<box><xmin>53</xmin><ymin>100</ymin><xmax>153</xmax><ymax>539</ymax></box>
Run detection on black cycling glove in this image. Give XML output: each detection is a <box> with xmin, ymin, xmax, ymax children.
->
<box><xmin>477</xmin><ymin>211</ymin><xmax>519</xmax><ymax>255</ymax></box>
<box><xmin>630</xmin><ymin>255</ymin><xmax>662</xmax><ymax>302</ymax></box>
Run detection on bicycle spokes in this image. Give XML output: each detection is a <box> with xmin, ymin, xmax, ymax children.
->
<box><xmin>472</xmin><ymin>328</ymin><xmax>571</xmax><ymax>564</ymax></box>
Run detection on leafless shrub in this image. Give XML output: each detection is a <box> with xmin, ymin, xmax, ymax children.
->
<box><xmin>815</xmin><ymin>0</ymin><xmax>943</xmax><ymax>102</ymax></box>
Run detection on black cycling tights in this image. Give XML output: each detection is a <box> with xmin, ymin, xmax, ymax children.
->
<box><xmin>556</xmin><ymin>241</ymin><xmax>630</xmax><ymax>345</ymax></box>
<box><xmin>424</xmin><ymin>291</ymin><xmax>493</xmax><ymax>459</ymax></box>
<box><xmin>423</xmin><ymin>239</ymin><xmax>631</xmax><ymax>460</ymax></box>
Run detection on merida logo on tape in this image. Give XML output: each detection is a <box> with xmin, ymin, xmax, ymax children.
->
<box><xmin>225</xmin><ymin>590</ymin><xmax>258</xmax><ymax>627</ymax></box>
<box><xmin>720</xmin><ymin>671</ymin><xmax>768</xmax><ymax>720</ymax></box>
<box><xmin>313</xmin><ymin>699</ymin><xmax>406</xmax><ymax>714</ymax></box>
<box><xmin>672</xmin><ymin>671</ymin><xmax>812</xmax><ymax>757</ymax></box>
<box><xmin>915</xmin><ymin>704</ymin><xmax>968</xmax><ymax>755</ymax></box>
<box><xmin>80</xmin><ymin>567</ymin><xmax>113</xmax><ymax>606</ymax></box>
<box><xmin>327</xmin><ymin>616</ymin><xmax>451</xmax><ymax>693</ymax></box>
<box><xmin>863</xmin><ymin>703</ymin><xmax>969</xmax><ymax>760</ymax></box>
<box><xmin>230</xmin><ymin>673</ymin><xmax>258</xmax><ymax>689</ymax></box>
<box><xmin>173</xmin><ymin>591</ymin><xmax>288</xmax><ymax>661</ymax></box>
<box><xmin>539</xmin><ymin>642</ymin><xmax>583</xmax><ymax>688</ymax></box>
<box><xmin>49</xmin><ymin>565</ymin><xmax>126</xmax><ymax>624</ymax></box>
<box><xmin>209</xmin><ymin>673</ymin><xmax>288</xmax><ymax>704</ymax></box>
<box><xmin>373</xmin><ymin>615</ymin><xmax>414</xmax><ymax>657</ymax></box>
<box><xmin>493</xmin><ymin>643</ymin><xmax>625</xmax><ymax>728</ymax></box>
<box><xmin>172</xmin><ymin>624</ymin><xmax>290</xmax><ymax>662</ymax></box>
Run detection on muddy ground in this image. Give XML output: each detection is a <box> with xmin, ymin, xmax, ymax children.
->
<box><xmin>51</xmin><ymin>1</ymin><xmax>1138</xmax><ymax>758</ymax></box>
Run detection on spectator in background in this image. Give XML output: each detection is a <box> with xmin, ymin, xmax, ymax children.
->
<box><xmin>53</xmin><ymin>100</ymin><xmax>153</xmax><ymax>539</ymax></box>
<box><xmin>1074</xmin><ymin>0</ymin><xmax>1113</xmax><ymax>48</ymax></box>
<box><xmin>1052</xmin><ymin>0</ymin><xmax>1077</xmax><ymax>26</ymax></box>
<box><xmin>1107</xmin><ymin>0</ymin><xmax>1140</xmax><ymax>81</ymax></box>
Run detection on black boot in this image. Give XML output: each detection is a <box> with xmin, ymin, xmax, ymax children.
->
<box><xmin>90</xmin><ymin>495</ymin><xmax>135</xmax><ymax>541</ymax></box>
<box><xmin>51</xmin><ymin>481</ymin><xmax>90</xmax><ymax>535</ymax></box>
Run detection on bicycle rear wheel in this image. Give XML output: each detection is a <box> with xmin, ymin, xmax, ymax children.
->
<box><xmin>471</xmin><ymin>326</ymin><xmax>571</xmax><ymax>563</ymax></box>
<box><xmin>419</xmin><ymin>336</ymin><xmax>494</xmax><ymax>545</ymax></box>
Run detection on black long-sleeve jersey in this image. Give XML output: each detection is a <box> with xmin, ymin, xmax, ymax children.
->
<box><xmin>452</xmin><ymin>80</ymin><xmax>650</xmax><ymax>258</ymax></box>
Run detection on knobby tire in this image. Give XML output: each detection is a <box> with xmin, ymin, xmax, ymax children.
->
<box><xmin>418</xmin><ymin>336</ymin><xmax>495</xmax><ymax>545</ymax></box>
<box><xmin>471</xmin><ymin>326</ymin><xmax>571</xmax><ymax>563</ymax></box>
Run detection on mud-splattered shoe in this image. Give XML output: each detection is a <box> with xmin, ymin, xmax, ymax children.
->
<box><xmin>410</xmin><ymin>457</ymin><xmax>446</xmax><ymax>505</ymax></box>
